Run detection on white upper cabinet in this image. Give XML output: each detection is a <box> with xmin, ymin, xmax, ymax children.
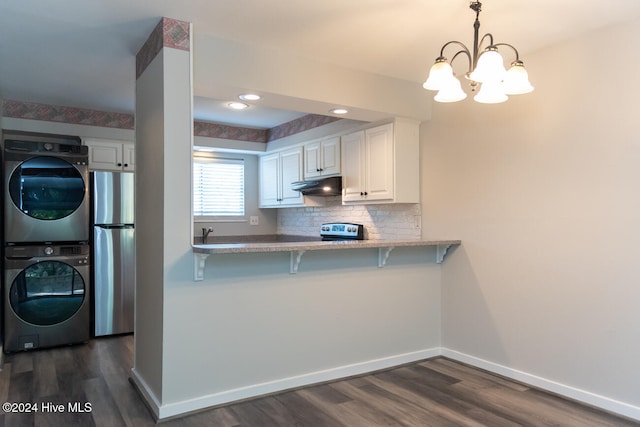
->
<box><xmin>122</xmin><ymin>144</ymin><xmax>136</xmax><ymax>171</ymax></box>
<box><xmin>280</xmin><ymin>148</ymin><xmax>305</xmax><ymax>205</ymax></box>
<box><xmin>340</xmin><ymin>130</ymin><xmax>367</xmax><ymax>201</ymax></box>
<box><xmin>303</xmin><ymin>136</ymin><xmax>341</xmax><ymax>179</ymax></box>
<box><xmin>84</xmin><ymin>138</ymin><xmax>135</xmax><ymax>171</ymax></box>
<box><xmin>259</xmin><ymin>146</ymin><xmax>305</xmax><ymax>208</ymax></box>
<box><xmin>341</xmin><ymin>119</ymin><xmax>419</xmax><ymax>205</ymax></box>
<box><xmin>259</xmin><ymin>152</ymin><xmax>280</xmax><ymax>207</ymax></box>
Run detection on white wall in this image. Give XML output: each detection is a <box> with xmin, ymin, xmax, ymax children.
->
<box><xmin>422</xmin><ymin>18</ymin><xmax>640</xmax><ymax>417</ymax></box>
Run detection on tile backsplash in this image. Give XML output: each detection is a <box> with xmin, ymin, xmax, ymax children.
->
<box><xmin>277</xmin><ymin>199</ymin><xmax>421</xmax><ymax>240</ymax></box>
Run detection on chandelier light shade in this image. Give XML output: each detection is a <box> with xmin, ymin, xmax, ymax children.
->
<box><xmin>423</xmin><ymin>59</ymin><xmax>455</xmax><ymax>90</ymax></box>
<box><xmin>423</xmin><ymin>1</ymin><xmax>533</xmax><ymax>104</ymax></box>
<box><xmin>434</xmin><ymin>75</ymin><xmax>468</xmax><ymax>103</ymax></box>
<box><xmin>503</xmin><ymin>61</ymin><xmax>534</xmax><ymax>95</ymax></box>
<box><xmin>473</xmin><ymin>80</ymin><xmax>508</xmax><ymax>104</ymax></box>
<box><xmin>468</xmin><ymin>48</ymin><xmax>506</xmax><ymax>83</ymax></box>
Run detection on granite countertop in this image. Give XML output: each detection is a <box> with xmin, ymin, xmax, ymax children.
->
<box><xmin>192</xmin><ymin>236</ymin><xmax>461</xmax><ymax>254</ymax></box>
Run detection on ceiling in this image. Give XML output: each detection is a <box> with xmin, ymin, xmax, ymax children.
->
<box><xmin>2</xmin><ymin>0</ymin><xmax>640</xmax><ymax>128</ymax></box>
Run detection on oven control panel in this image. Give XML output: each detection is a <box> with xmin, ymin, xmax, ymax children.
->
<box><xmin>320</xmin><ymin>223</ymin><xmax>364</xmax><ymax>240</ymax></box>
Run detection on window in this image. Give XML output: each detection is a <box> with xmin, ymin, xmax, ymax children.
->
<box><xmin>193</xmin><ymin>154</ymin><xmax>245</xmax><ymax>218</ymax></box>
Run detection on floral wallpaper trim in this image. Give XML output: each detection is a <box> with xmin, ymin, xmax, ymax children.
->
<box><xmin>136</xmin><ymin>17</ymin><xmax>190</xmax><ymax>79</ymax></box>
<box><xmin>2</xmin><ymin>99</ymin><xmax>342</xmax><ymax>143</ymax></box>
<box><xmin>194</xmin><ymin>121</ymin><xmax>268</xmax><ymax>142</ymax></box>
<box><xmin>195</xmin><ymin>114</ymin><xmax>342</xmax><ymax>143</ymax></box>
<box><xmin>2</xmin><ymin>99</ymin><xmax>135</xmax><ymax>130</ymax></box>
<box><xmin>268</xmin><ymin>114</ymin><xmax>341</xmax><ymax>141</ymax></box>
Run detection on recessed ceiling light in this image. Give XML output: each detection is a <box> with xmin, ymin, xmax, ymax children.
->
<box><xmin>228</xmin><ymin>102</ymin><xmax>249</xmax><ymax>110</ymax></box>
<box><xmin>239</xmin><ymin>93</ymin><xmax>261</xmax><ymax>101</ymax></box>
<box><xmin>330</xmin><ymin>108</ymin><xmax>348</xmax><ymax>115</ymax></box>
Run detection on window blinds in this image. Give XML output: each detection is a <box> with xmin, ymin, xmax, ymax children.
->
<box><xmin>193</xmin><ymin>156</ymin><xmax>245</xmax><ymax>217</ymax></box>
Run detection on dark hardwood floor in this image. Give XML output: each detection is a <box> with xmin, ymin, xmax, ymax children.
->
<box><xmin>0</xmin><ymin>335</ymin><xmax>637</xmax><ymax>426</ymax></box>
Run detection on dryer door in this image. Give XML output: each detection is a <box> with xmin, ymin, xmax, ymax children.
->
<box><xmin>8</xmin><ymin>156</ymin><xmax>86</xmax><ymax>221</ymax></box>
<box><xmin>8</xmin><ymin>261</ymin><xmax>86</xmax><ymax>326</ymax></box>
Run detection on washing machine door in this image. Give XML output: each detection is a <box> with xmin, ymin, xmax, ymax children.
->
<box><xmin>8</xmin><ymin>260</ymin><xmax>86</xmax><ymax>326</ymax></box>
<box><xmin>8</xmin><ymin>156</ymin><xmax>85</xmax><ymax>221</ymax></box>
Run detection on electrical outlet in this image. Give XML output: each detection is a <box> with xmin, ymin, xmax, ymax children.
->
<box><xmin>250</xmin><ymin>216</ymin><xmax>259</xmax><ymax>225</ymax></box>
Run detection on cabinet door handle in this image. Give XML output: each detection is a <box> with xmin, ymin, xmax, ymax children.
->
<box><xmin>124</xmin><ymin>163</ymin><xmax>128</xmax><ymax>167</ymax></box>
<box><xmin>117</xmin><ymin>163</ymin><xmax>122</xmax><ymax>167</ymax></box>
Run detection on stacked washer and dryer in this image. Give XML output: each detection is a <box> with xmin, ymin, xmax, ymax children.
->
<box><xmin>2</xmin><ymin>131</ymin><xmax>91</xmax><ymax>353</ymax></box>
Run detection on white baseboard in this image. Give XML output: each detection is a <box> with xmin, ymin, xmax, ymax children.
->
<box><xmin>129</xmin><ymin>368</ymin><xmax>162</xmax><ymax>420</ymax></box>
<box><xmin>441</xmin><ymin>348</ymin><xmax>640</xmax><ymax>422</ymax></box>
<box><xmin>148</xmin><ymin>348</ymin><xmax>441</xmax><ymax>420</ymax></box>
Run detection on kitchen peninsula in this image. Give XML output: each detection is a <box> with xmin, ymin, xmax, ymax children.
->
<box><xmin>167</xmin><ymin>234</ymin><xmax>461</xmax><ymax>417</ymax></box>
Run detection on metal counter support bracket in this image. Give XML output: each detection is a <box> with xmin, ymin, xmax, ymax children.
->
<box><xmin>436</xmin><ymin>244</ymin><xmax>453</xmax><ymax>263</ymax></box>
<box><xmin>194</xmin><ymin>253</ymin><xmax>210</xmax><ymax>281</ymax></box>
<box><xmin>290</xmin><ymin>250</ymin><xmax>306</xmax><ymax>274</ymax></box>
<box><xmin>378</xmin><ymin>247</ymin><xmax>394</xmax><ymax>267</ymax></box>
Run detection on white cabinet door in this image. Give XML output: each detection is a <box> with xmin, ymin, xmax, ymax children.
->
<box><xmin>280</xmin><ymin>147</ymin><xmax>304</xmax><ymax>205</ymax></box>
<box><xmin>303</xmin><ymin>136</ymin><xmax>341</xmax><ymax>179</ymax></box>
<box><xmin>122</xmin><ymin>143</ymin><xmax>135</xmax><ymax>171</ymax></box>
<box><xmin>341</xmin><ymin>130</ymin><xmax>366</xmax><ymax>202</ymax></box>
<box><xmin>319</xmin><ymin>136</ymin><xmax>341</xmax><ymax>177</ymax></box>
<box><xmin>259</xmin><ymin>152</ymin><xmax>281</xmax><ymax>207</ymax></box>
<box><xmin>259</xmin><ymin>147</ymin><xmax>304</xmax><ymax>208</ymax></box>
<box><xmin>364</xmin><ymin>124</ymin><xmax>393</xmax><ymax>201</ymax></box>
<box><xmin>84</xmin><ymin>139</ymin><xmax>135</xmax><ymax>171</ymax></box>
<box><xmin>341</xmin><ymin>123</ymin><xmax>395</xmax><ymax>203</ymax></box>
<box><xmin>303</xmin><ymin>141</ymin><xmax>322</xmax><ymax>178</ymax></box>
<box><xmin>86</xmin><ymin>141</ymin><xmax>122</xmax><ymax>171</ymax></box>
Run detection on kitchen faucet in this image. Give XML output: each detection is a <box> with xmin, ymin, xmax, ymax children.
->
<box><xmin>202</xmin><ymin>227</ymin><xmax>213</xmax><ymax>243</ymax></box>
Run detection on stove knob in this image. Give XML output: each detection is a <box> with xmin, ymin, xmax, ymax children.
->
<box><xmin>44</xmin><ymin>246</ymin><xmax>54</xmax><ymax>255</ymax></box>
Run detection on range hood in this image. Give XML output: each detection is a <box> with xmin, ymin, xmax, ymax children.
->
<box><xmin>291</xmin><ymin>176</ymin><xmax>342</xmax><ymax>196</ymax></box>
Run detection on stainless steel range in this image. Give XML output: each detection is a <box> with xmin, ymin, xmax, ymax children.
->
<box><xmin>320</xmin><ymin>223</ymin><xmax>364</xmax><ymax>240</ymax></box>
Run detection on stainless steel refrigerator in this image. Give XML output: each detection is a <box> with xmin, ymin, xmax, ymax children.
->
<box><xmin>92</xmin><ymin>171</ymin><xmax>135</xmax><ymax>336</ymax></box>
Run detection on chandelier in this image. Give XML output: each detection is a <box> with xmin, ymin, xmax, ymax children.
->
<box><xmin>423</xmin><ymin>1</ymin><xmax>533</xmax><ymax>104</ymax></box>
